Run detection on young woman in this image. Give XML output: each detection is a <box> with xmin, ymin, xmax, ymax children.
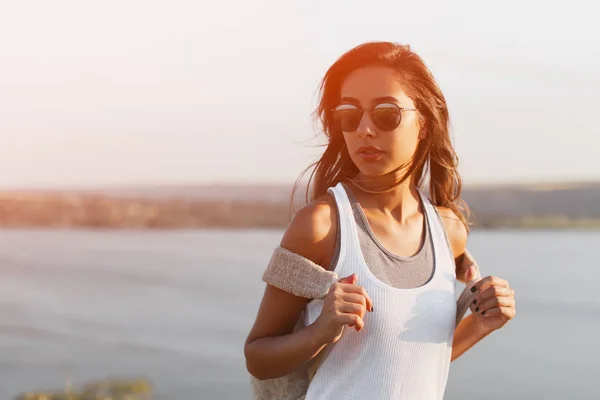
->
<box><xmin>244</xmin><ymin>41</ymin><xmax>516</xmax><ymax>399</ymax></box>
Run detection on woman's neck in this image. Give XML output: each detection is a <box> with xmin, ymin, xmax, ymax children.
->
<box><xmin>347</xmin><ymin>173</ymin><xmax>422</xmax><ymax>223</ymax></box>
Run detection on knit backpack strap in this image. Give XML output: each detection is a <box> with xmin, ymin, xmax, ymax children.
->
<box><xmin>455</xmin><ymin>251</ymin><xmax>483</xmax><ymax>326</ymax></box>
<box><xmin>262</xmin><ymin>246</ymin><xmax>339</xmax><ymax>299</ymax></box>
<box><xmin>456</xmin><ymin>280</ymin><xmax>479</xmax><ymax>326</ymax></box>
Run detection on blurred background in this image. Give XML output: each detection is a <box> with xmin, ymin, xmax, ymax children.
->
<box><xmin>1</xmin><ymin>0</ymin><xmax>599</xmax><ymax>399</ymax></box>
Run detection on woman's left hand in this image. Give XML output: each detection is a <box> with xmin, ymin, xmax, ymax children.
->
<box><xmin>471</xmin><ymin>276</ymin><xmax>516</xmax><ymax>332</ymax></box>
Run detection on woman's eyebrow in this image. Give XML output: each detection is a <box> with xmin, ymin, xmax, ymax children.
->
<box><xmin>339</xmin><ymin>96</ymin><xmax>403</xmax><ymax>106</ymax></box>
<box><xmin>371</xmin><ymin>96</ymin><xmax>401</xmax><ymax>105</ymax></box>
<box><xmin>340</xmin><ymin>96</ymin><xmax>360</xmax><ymax>105</ymax></box>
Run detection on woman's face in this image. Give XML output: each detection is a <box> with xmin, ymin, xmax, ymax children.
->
<box><xmin>336</xmin><ymin>65</ymin><xmax>421</xmax><ymax>178</ymax></box>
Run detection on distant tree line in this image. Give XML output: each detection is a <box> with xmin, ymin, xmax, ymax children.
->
<box><xmin>0</xmin><ymin>190</ymin><xmax>599</xmax><ymax>229</ymax></box>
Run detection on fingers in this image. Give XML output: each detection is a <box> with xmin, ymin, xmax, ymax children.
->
<box><xmin>337</xmin><ymin>313</ymin><xmax>365</xmax><ymax>332</ymax></box>
<box><xmin>475</xmin><ymin>286</ymin><xmax>514</xmax><ymax>304</ymax></box>
<box><xmin>464</xmin><ymin>266</ymin><xmax>478</xmax><ymax>283</ymax></box>
<box><xmin>461</xmin><ymin>250</ymin><xmax>482</xmax><ymax>284</ymax></box>
<box><xmin>470</xmin><ymin>282</ymin><xmax>516</xmax><ymax>317</ymax></box>
<box><xmin>462</xmin><ymin>250</ymin><xmax>477</xmax><ymax>272</ymax></box>
<box><xmin>473</xmin><ymin>276</ymin><xmax>510</xmax><ymax>292</ymax></box>
<box><xmin>478</xmin><ymin>306</ymin><xmax>516</xmax><ymax>321</ymax></box>
<box><xmin>343</xmin><ymin>293</ymin><xmax>368</xmax><ymax>309</ymax></box>
<box><xmin>338</xmin><ymin>302</ymin><xmax>367</xmax><ymax>319</ymax></box>
<box><xmin>338</xmin><ymin>273</ymin><xmax>358</xmax><ymax>285</ymax></box>
<box><xmin>474</xmin><ymin>293</ymin><xmax>514</xmax><ymax>314</ymax></box>
<box><xmin>337</xmin><ymin>282</ymin><xmax>373</xmax><ymax>312</ymax></box>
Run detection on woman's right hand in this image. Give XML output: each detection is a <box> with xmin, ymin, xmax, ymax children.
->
<box><xmin>312</xmin><ymin>273</ymin><xmax>373</xmax><ymax>345</ymax></box>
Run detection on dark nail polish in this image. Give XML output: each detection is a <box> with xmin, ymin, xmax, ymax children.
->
<box><xmin>470</xmin><ymin>286</ymin><xmax>477</xmax><ymax>293</ymax></box>
<box><xmin>482</xmin><ymin>310</ymin><xmax>486</xmax><ymax>315</ymax></box>
<box><xmin>475</xmin><ymin>307</ymin><xmax>479</xmax><ymax>313</ymax></box>
<box><xmin>472</xmin><ymin>299</ymin><xmax>477</xmax><ymax>305</ymax></box>
<box><xmin>371</xmin><ymin>306</ymin><xmax>374</xmax><ymax>312</ymax></box>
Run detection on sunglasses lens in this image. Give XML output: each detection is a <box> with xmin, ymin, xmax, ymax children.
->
<box><xmin>333</xmin><ymin>105</ymin><xmax>362</xmax><ymax>132</ymax></box>
<box><xmin>372</xmin><ymin>103</ymin><xmax>402</xmax><ymax>131</ymax></box>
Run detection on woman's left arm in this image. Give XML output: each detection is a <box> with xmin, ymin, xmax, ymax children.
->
<box><xmin>435</xmin><ymin>207</ymin><xmax>517</xmax><ymax>362</ymax></box>
<box><xmin>451</xmin><ymin>275</ymin><xmax>516</xmax><ymax>361</ymax></box>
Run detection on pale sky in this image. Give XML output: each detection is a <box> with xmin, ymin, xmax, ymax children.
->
<box><xmin>1</xmin><ymin>0</ymin><xmax>598</xmax><ymax>188</ymax></box>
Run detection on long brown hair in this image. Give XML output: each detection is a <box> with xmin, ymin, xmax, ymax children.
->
<box><xmin>292</xmin><ymin>41</ymin><xmax>469</xmax><ymax>230</ymax></box>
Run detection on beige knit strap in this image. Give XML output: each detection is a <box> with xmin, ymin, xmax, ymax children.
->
<box><xmin>262</xmin><ymin>246</ymin><xmax>339</xmax><ymax>299</ymax></box>
<box><xmin>455</xmin><ymin>250</ymin><xmax>483</xmax><ymax>326</ymax></box>
<box><xmin>456</xmin><ymin>280</ymin><xmax>478</xmax><ymax>326</ymax></box>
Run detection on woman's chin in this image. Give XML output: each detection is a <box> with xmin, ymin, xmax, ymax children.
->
<box><xmin>355</xmin><ymin>165</ymin><xmax>391</xmax><ymax>178</ymax></box>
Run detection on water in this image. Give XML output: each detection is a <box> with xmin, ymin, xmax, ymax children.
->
<box><xmin>0</xmin><ymin>229</ymin><xmax>598</xmax><ymax>399</ymax></box>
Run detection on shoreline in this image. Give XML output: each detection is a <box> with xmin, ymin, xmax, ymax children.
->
<box><xmin>1</xmin><ymin>219</ymin><xmax>599</xmax><ymax>230</ymax></box>
<box><xmin>1</xmin><ymin>193</ymin><xmax>599</xmax><ymax>231</ymax></box>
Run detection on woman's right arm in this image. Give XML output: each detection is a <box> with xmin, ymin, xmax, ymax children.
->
<box><xmin>244</xmin><ymin>196</ymin><xmax>373</xmax><ymax>380</ymax></box>
<box><xmin>243</xmin><ymin>197</ymin><xmax>336</xmax><ymax>380</ymax></box>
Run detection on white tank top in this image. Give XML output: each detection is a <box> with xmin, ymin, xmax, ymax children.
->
<box><xmin>303</xmin><ymin>182</ymin><xmax>457</xmax><ymax>400</ymax></box>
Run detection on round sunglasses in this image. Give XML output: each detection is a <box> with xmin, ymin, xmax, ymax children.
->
<box><xmin>332</xmin><ymin>103</ymin><xmax>417</xmax><ymax>132</ymax></box>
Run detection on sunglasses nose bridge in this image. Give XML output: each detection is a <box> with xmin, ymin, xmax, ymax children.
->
<box><xmin>356</xmin><ymin>108</ymin><xmax>377</xmax><ymax>137</ymax></box>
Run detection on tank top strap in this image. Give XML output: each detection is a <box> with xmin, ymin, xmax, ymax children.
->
<box><xmin>418</xmin><ymin>190</ymin><xmax>456</xmax><ymax>273</ymax></box>
<box><xmin>327</xmin><ymin>182</ymin><xmax>361</xmax><ymax>268</ymax></box>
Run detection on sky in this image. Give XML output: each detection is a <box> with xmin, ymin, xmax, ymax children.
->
<box><xmin>1</xmin><ymin>0</ymin><xmax>598</xmax><ymax>188</ymax></box>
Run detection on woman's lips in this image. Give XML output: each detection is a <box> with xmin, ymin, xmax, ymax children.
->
<box><xmin>357</xmin><ymin>146</ymin><xmax>384</xmax><ymax>161</ymax></box>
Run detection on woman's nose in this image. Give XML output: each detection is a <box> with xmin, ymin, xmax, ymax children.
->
<box><xmin>356</xmin><ymin>112</ymin><xmax>376</xmax><ymax>139</ymax></box>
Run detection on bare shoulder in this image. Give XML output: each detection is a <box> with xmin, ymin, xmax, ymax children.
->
<box><xmin>280</xmin><ymin>193</ymin><xmax>338</xmax><ymax>268</ymax></box>
<box><xmin>435</xmin><ymin>206</ymin><xmax>468</xmax><ymax>259</ymax></box>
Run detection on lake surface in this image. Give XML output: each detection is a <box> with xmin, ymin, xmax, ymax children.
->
<box><xmin>0</xmin><ymin>229</ymin><xmax>598</xmax><ymax>399</ymax></box>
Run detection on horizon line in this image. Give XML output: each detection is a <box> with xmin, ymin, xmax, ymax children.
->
<box><xmin>1</xmin><ymin>177</ymin><xmax>599</xmax><ymax>192</ymax></box>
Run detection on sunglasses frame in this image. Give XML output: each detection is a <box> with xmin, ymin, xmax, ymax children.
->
<box><xmin>331</xmin><ymin>103</ymin><xmax>418</xmax><ymax>132</ymax></box>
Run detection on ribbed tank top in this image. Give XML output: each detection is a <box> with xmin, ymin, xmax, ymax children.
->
<box><xmin>303</xmin><ymin>182</ymin><xmax>457</xmax><ymax>400</ymax></box>
<box><xmin>327</xmin><ymin>182</ymin><xmax>435</xmax><ymax>289</ymax></box>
